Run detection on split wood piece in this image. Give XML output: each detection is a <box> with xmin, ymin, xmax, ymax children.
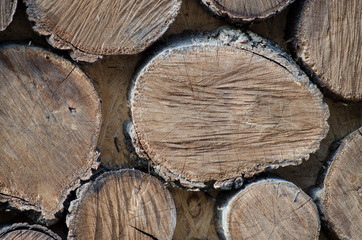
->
<box><xmin>23</xmin><ymin>0</ymin><xmax>182</xmax><ymax>62</ymax></box>
<box><xmin>0</xmin><ymin>0</ymin><xmax>17</xmax><ymax>31</ymax></box>
<box><xmin>0</xmin><ymin>223</ymin><xmax>61</xmax><ymax>240</ymax></box>
<box><xmin>128</xmin><ymin>27</ymin><xmax>329</xmax><ymax>190</ymax></box>
<box><xmin>215</xmin><ymin>178</ymin><xmax>320</xmax><ymax>240</ymax></box>
<box><xmin>292</xmin><ymin>0</ymin><xmax>361</xmax><ymax>101</ymax></box>
<box><xmin>0</xmin><ymin>45</ymin><xmax>102</xmax><ymax>225</ymax></box>
<box><xmin>67</xmin><ymin>169</ymin><xmax>176</xmax><ymax>240</ymax></box>
<box><xmin>311</xmin><ymin>127</ymin><xmax>362</xmax><ymax>240</ymax></box>
<box><xmin>200</xmin><ymin>0</ymin><xmax>295</xmax><ymax>23</ymax></box>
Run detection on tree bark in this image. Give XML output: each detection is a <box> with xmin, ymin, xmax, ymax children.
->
<box><xmin>215</xmin><ymin>178</ymin><xmax>321</xmax><ymax>240</ymax></box>
<box><xmin>311</xmin><ymin>127</ymin><xmax>362</xmax><ymax>240</ymax></box>
<box><xmin>128</xmin><ymin>27</ymin><xmax>329</xmax><ymax>189</ymax></box>
<box><xmin>0</xmin><ymin>45</ymin><xmax>102</xmax><ymax>225</ymax></box>
<box><xmin>23</xmin><ymin>0</ymin><xmax>182</xmax><ymax>62</ymax></box>
<box><xmin>66</xmin><ymin>169</ymin><xmax>176</xmax><ymax>240</ymax></box>
<box><xmin>200</xmin><ymin>0</ymin><xmax>295</xmax><ymax>22</ymax></box>
<box><xmin>291</xmin><ymin>0</ymin><xmax>362</xmax><ymax>101</ymax></box>
<box><xmin>0</xmin><ymin>223</ymin><xmax>61</xmax><ymax>240</ymax></box>
<box><xmin>0</xmin><ymin>0</ymin><xmax>17</xmax><ymax>31</ymax></box>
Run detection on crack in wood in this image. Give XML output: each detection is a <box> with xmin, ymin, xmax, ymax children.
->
<box><xmin>130</xmin><ymin>226</ymin><xmax>158</xmax><ymax>240</ymax></box>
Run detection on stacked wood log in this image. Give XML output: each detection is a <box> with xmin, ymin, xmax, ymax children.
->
<box><xmin>291</xmin><ymin>0</ymin><xmax>361</xmax><ymax>101</ymax></box>
<box><xmin>0</xmin><ymin>223</ymin><xmax>61</xmax><ymax>240</ymax></box>
<box><xmin>0</xmin><ymin>0</ymin><xmax>17</xmax><ymax>31</ymax></box>
<box><xmin>200</xmin><ymin>0</ymin><xmax>295</xmax><ymax>22</ymax></box>
<box><xmin>0</xmin><ymin>45</ymin><xmax>102</xmax><ymax>225</ymax></box>
<box><xmin>128</xmin><ymin>27</ymin><xmax>329</xmax><ymax>190</ymax></box>
<box><xmin>67</xmin><ymin>169</ymin><xmax>176</xmax><ymax>240</ymax></box>
<box><xmin>24</xmin><ymin>0</ymin><xmax>182</xmax><ymax>62</ymax></box>
<box><xmin>311</xmin><ymin>128</ymin><xmax>361</xmax><ymax>240</ymax></box>
<box><xmin>215</xmin><ymin>178</ymin><xmax>320</xmax><ymax>239</ymax></box>
<box><xmin>0</xmin><ymin>0</ymin><xmax>360</xmax><ymax>239</ymax></box>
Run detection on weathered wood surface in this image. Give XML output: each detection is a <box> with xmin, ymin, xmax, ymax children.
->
<box><xmin>0</xmin><ymin>45</ymin><xmax>101</xmax><ymax>225</ymax></box>
<box><xmin>216</xmin><ymin>178</ymin><xmax>321</xmax><ymax>240</ymax></box>
<box><xmin>0</xmin><ymin>223</ymin><xmax>61</xmax><ymax>240</ymax></box>
<box><xmin>67</xmin><ymin>169</ymin><xmax>176</xmax><ymax>240</ymax></box>
<box><xmin>292</xmin><ymin>0</ymin><xmax>361</xmax><ymax>101</ymax></box>
<box><xmin>129</xmin><ymin>27</ymin><xmax>329</xmax><ymax>189</ymax></box>
<box><xmin>311</xmin><ymin>127</ymin><xmax>362</xmax><ymax>240</ymax></box>
<box><xmin>0</xmin><ymin>0</ymin><xmax>17</xmax><ymax>31</ymax></box>
<box><xmin>200</xmin><ymin>0</ymin><xmax>295</xmax><ymax>22</ymax></box>
<box><xmin>23</xmin><ymin>0</ymin><xmax>182</xmax><ymax>62</ymax></box>
<box><xmin>171</xmin><ymin>187</ymin><xmax>218</xmax><ymax>240</ymax></box>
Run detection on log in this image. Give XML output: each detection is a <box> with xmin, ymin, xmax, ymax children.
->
<box><xmin>0</xmin><ymin>45</ymin><xmax>102</xmax><ymax>225</ymax></box>
<box><xmin>0</xmin><ymin>223</ymin><xmax>61</xmax><ymax>240</ymax></box>
<box><xmin>200</xmin><ymin>0</ymin><xmax>295</xmax><ymax>23</ymax></box>
<box><xmin>67</xmin><ymin>169</ymin><xmax>176</xmax><ymax>240</ymax></box>
<box><xmin>292</xmin><ymin>0</ymin><xmax>362</xmax><ymax>101</ymax></box>
<box><xmin>128</xmin><ymin>27</ymin><xmax>329</xmax><ymax>189</ymax></box>
<box><xmin>215</xmin><ymin>178</ymin><xmax>321</xmax><ymax>240</ymax></box>
<box><xmin>0</xmin><ymin>0</ymin><xmax>17</xmax><ymax>31</ymax></box>
<box><xmin>23</xmin><ymin>0</ymin><xmax>182</xmax><ymax>62</ymax></box>
<box><xmin>311</xmin><ymin>127</ymin><xmax>361</xmax><ymax>240</ymax></box>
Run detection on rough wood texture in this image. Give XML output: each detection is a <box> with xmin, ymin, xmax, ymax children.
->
<box><xmin>311</xmin><ymin>128</ymin><xmax>362</xmax><ymax>240</ymax></box>
<box><xmin>171</xmin><ymin>188</ymin><xmax>218</xmax><ymax>240</ymax></box>
<box><xmin>129</xmin><ymin>27</ymin><xmax>329</xmax><ymax>189</ymax></box>
<box><xmin>0</xmin><ymin>45</ymin><xmax>102</xmax><ymax>225</ymax></box>
<box><xmin>0</xmin><ymin>0</ymin><xmax>17</xmax><ymax>31</ymax></box>
<box><xmin>200</xmin><ymin>0</ymin><xmax>294</xmax><ymax>22</ymax></box>
<box><xmin>0</xmin><ymin>223</ymin><xmax>61</xmax><ymax>240</ymax></box>
<box><xmin>23</xmin><ymin>0</ymin><xmax>181</xmax><ymax>62</ymax></box>
<box><xmin>293</xmin><ymin>0</ymin><xmax>361</xmax><ymax>101</ymax></box>
<box><xmin>275</xmin><ymin>98</ymin><xmax>362</xmax><ymax>190</ymax></box>
<box><xmin>216</xmin><ymin>178</ymin><xmax>320</xmax><ymax>240</ymax></box>
<box><xmin>67</xmin><ymin>169</ymin><xmax>176</xmax><ymax>240</ymax></box>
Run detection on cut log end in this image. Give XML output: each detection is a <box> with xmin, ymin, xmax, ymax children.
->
<box><xmin>0</xmin><ymin>223</ymin><xmax>61</xmax><ymax>240</ymax></box>
<box><xmin>129</xmin><ymin>27</ymin><xmax>329</xmax><ymax>189</ymax></box>
<box><xmin>0</xmin><ymin>0</ymin><xmax>17</xmax><ymax>32</ymax></box>
<box><xmin>295</xmin><ymin>0</ymin><xmax>362</xmax><ymax>101</ymax></box>
<box><xmin>313</xmin><ymin>127</ymin><xmax>362</xmax><ymax>240</ymax></box>
<box><xmin>216</xmin><ymin>178</ymin><xmax>321</xmax><ymax>240</ymax></box>
<box><xmin>200</xmin><ymin>0</ymin><xmax>295</xmax><ymax>22</ymax></box>
<box><xmin>0</xmin><ymin>45</ymin><xmax>102</xmax><ymax>224</ymax></box>
<box><xmin>24</xmin><ymin>0</ymin><xmax>182</xmax><ymax>62</ymax></box>
<box><xmin>67</xmin><ymin>169</ymin><xmax>176</xmax><ymax>240</ymax></box>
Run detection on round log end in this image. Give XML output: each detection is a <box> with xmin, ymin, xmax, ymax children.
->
<box><xmin>24</xmin><ymin>0</ymin><xmax>182</xmax><ymax>62</ymax></box>
<box><xmin>67</xmin><ymin>169</ymin><xmax>176</xmax><ymax>240</ymax></box>
<box><xmin>215</xmin><ymin>178</ymin><xmax>321</xmax><ymax>240</ymax></box>
<box><xmin>0</xmin><ymin>223</ymin><xmax>61</xmax><ymax>240</ymax></box>
<box><xmin>129</xmin><ymin>27</ymin><xmax>329</xmax><ymax>189</ymax></box>
<box><xmin>0</xmin><ymin>45</ymin><xmax>102</xmax><ymax>224</ymax></box>
<box><xmin>0</xmin><ymin>0</ymin><xmax>17</xmax><ymax>32</ymax></box>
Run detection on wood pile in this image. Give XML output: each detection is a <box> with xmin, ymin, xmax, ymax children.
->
<box><xmin>0</xmin><ymin>0</ymin><xmax>360</xmax><ymax>239</ymax></box>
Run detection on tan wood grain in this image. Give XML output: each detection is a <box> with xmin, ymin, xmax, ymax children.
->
<box><xmin>0</xmin><ymin>0</ymin><xmax>17</xmax><ymax>31</ymax></box>
<box><xmin>0</xmin><ymin>223</ymin><xmax>61</xmax><ymax>240</ymax></box>
<box><xmin>23</xmin><ymin>0</ymin><xmax>181</xmax><ymax>62</ymax></box>
<box><xmin>216</xmin><ymin>179</ymin><xmax>320</xmax><ymax>240</ymax></box>
<box><xmin>67</xmin><ymin>169</ymin><xmax>176</xmax><ymax>240</ymax></box>
<box><xmin>0</xmin><ymin>45</ymin><xmax>101</xmax><ymax>225</ymax></box>
<box><xmin>200</xmin><ymin>0</ymin><xmax>294</xmax><ymax>22</ymax></box>
<box><xmin>295</xmin><ymin>0</ymin><xmax>361</xmax><ymax>101</ymax></box>
<box><xmin>129</xmin><ymin>27</ymin><xmax>329</xmax><ymax>189</ymax></box>
<box><xmin>312</xmin><ymin>127</ymin><xmax>362</xmax><ymax>240</ymax></box>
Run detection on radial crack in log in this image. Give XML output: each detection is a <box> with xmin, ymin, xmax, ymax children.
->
<box><xmin>66</xmin><ymin>169</ymin><xmax>176</xmax><ymax>240</ymax></box>
<box><xmin>0</xmin><ymin>45</ymin><xmax>102</xmax><ymax>225</ymax></box>
<box><xmin>200</xmin><ymin>0</ymin><xmax>295</xmax><ymax>23</ymax></box>
<box><xmin>0</xmin><ymin>0</ymin><xmax>17</xmax><ymax>31</ymax></box>
<box><xmin>128</xmin><ymin>27</ymin><xmax>329</xmax><ymax>189</ymax></box>
<box><xmin>292</xmin><ymin>0</ymin><xmax>362</xmax><ymax>101</ymax></box>
<box><xmin>215</xmin><ymin>178</ymin><xmax>321</xmax><ymax>239</ymax></box>
<box><xmin>311</xmin><ymin>127</ymin><xmax>362</xmax><ymax>240</ymax></box>
<box><xmin>23</xmin><ymin>0</ymin><xmax>182</xmax><ymax>62</ymax></box>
